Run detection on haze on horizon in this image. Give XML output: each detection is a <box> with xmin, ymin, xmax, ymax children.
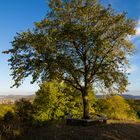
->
<box><xmin>0</xmin><ymin>0</ymin><xmax>140</xmax><ymax>95</ymax></box>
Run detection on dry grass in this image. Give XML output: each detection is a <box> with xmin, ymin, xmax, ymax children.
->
<box><xmin>4</xmin><ymin>121</ymin><xmax>138</xmax><ymax>140</ymax></box>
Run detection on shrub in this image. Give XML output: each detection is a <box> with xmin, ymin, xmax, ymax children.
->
<box><xmin>14</xmin><ymin>99</ymin><xmax>34</xmax><ymax>122</ymax></box>
<box><xmin>127</xmin><ymin>99</ymin><xmax>140</xmax><ymax>118</ymax></box>
<box><xmin>33</xmin><ymin>82</ymin><xmax>82</xmax><ymax>122</ymax></box>
<box><xmin>0</xmin><ymin>105</ymin><xmax>14</xmax><ymax>119</ymax></box>
<box><xmin>33</xmin><ymin>81</ymin><xmax>96</xmax><ymax>122</ymax></box>
<box><xmin>95</xmin><ymin>95</ymin><xmax>136</xmax><ymax>120</ymax></box>
<box><xmin>3</xmin><ymin>111</ymin><xmax>15</xmax><ymax>123</ymax></box>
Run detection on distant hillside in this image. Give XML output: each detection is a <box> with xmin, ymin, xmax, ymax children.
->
<box><xmin>0</xmin><ymin>94</ymin><xmax>140</xmax><ymax>101</ymax></box>
<box><xmin>96</xmin><ymin>94</ymin><xmax>140</xmax><ymax>100</ymax></box>
<box><xmin>0</xmin><ymin>94</ymin><xmax>35</xmax><ymax>101</ymax></box>
<box><xmin>121</xmin><ymin>94</ymin><xmax>140</xmax><ymax>100</ymax></box>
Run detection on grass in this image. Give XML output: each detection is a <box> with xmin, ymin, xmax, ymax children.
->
<box><xmin>0</xmin><ymin>120</ymin><xmax>140</xmax><ymax>140</ymax></box>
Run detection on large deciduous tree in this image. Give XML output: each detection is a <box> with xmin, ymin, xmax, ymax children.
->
<box><xmin>4</xmin><ymin>0</ymin><xmax>136</xmax><ymax>119</ymax></box>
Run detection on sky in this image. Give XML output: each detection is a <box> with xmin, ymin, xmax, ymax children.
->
<box><xmin>0</xmin><ymin>0</ymin><xmax>139</xmax><ymax>95</ymax></box>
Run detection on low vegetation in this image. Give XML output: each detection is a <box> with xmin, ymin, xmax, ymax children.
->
<box><xmin>0</xmin><ymin>82</ymin><xmax>140</xmax><ymax>139</ymax></box>
<box><xmin>127</xmin><ymin>99</ymin><xmax>140</xmax><ymax>118</ymax></box>
<box><xmin>95</xmin><ymin>95</ymin><xmax>137</xmax><ymax>120</ymax></box>
<box><xmin>0</xmin><ymin>104</ymin><xmax>14</xmax><ymax>119</ymax></box>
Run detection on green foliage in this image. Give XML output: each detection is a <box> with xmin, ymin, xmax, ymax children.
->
<box><xmin>4</xmin><ymin>0</ymin><xmax>136</xmax><ymax>93</ymax></box>
<box><xmin>95</xmin><ymin>95</ymin><xmax>136</xmax><ymax>120</ymax></box>
<box><xmin>33</xmin><ymin>81</ymin><xmax>96</xmax><ymax>122</ymax></box>
<box><xmin>127</xmin><ymin>99</ymin><xmax>140</xmax><ymax>118</ymax></box>
<box><xmin>14</xmin><ymin>99</ymin><xmax>34</xmax><ymax>122</ymax></box>
<box><xmin>4</xmin><ymin>0</ymin><xmax>136</xmax><ymax>119</ymax></box>
<box><xmin>3</xmin><ymin>111</ymin><xmax>15</xmax><ymax>123</ymax></box>
<box><xmin>0</xmin><ymin>104</ymin><xmax>14</xmax><ymax>119</ymax></box>
<box><xmin>33</xmin><ymin>81</ymin><xmax>82</xmax><ymax>121</ymax></box>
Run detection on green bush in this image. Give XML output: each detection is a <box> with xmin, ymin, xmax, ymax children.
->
<box><xmin>33</xmin><ymin>81</ymin><xmax>83</xmax><ymax>122</ymax></box>
<box><xmin>127</xmin><ymin>99</ymin><xmax>140</xmax><ymax>118</ymax></box>
<box><xmin>0</xmin><ymin>105</ymin><xmax>14</xmax><ymax>119</ymax></box>
<box><xmin>33</xmin><ymin>81</ymin><xmax>96</xmax><ymax>122</ymax></box>
<box><xmin>3</xmin><ymin>111</ymin><xmax>15</xmax><ymax>123</ymax></box>
<box><xmin>95</xmin><ymin>95</ymin><xmax>136</xmax><ymax>120</ymax></box>
<box><xmin>14</xmin><ymin>99</ymin><xmax>34</xmax><ymax>122</ymax></box>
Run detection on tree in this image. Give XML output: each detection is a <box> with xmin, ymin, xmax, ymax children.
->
<box><xmin>4</xmin><ymin>0</ymin><xmax>136</xmax><ymax>119</ymax></box>
<box><xmin>33</xmin><ymin>81</ymin><xmax>83</xmax><ymax>121</ymax></box>
<box><xmin>33</xmin><ymin>81</ymin><xmax>95</xmax><ymax>121</ymax></box>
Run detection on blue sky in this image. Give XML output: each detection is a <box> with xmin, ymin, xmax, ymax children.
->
<box><xmin>0</xmin><ymin>0</ymin><xmax>139</xmax><ymax>95</ymax></box>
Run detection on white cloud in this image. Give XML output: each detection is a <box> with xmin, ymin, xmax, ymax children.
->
<box><xmin>133</xmin><ymin>20</ymin><xmax>140</xmax><ymax>38</ymax></box>
<box><xmin>128</xmin><ymin>19</ymin><xmax>140</xmax><ymax>41</ymax></box>
<box><xmin>128</xmin><ymin>19</ymin><xmax>140</xmax><ymax>46</ymax></box>
<box><xmin>135</xmin><ymin>78</ymin><xmax>140</xmax><ymax>82</ymax></box>
<box><xmin>136</xmin><ymin>20</ymin><xmax>140</xmax><ymax>36</ymax></box>
<box><xmin>136</xmin><ymin>27</ymin><xmax>140</xmax><ymax>36</ymax></box>
<box><xmin>126</xmin><ymin>65</ymin><xmax>139</xmax><ymax>73</ymax></box>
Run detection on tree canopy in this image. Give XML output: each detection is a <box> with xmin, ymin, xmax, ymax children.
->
<box><xmin>33</xmin><ymin>81</ymin><xmax>83</xmax><ymax>121</ymax></box>
<box><xmin>4</xmin><ymin>0</ymin><xmax>136</xmax><ymax>119</ymax></box>
<box><xmin>33</xmin><ymin>81</ymin><xmax>95</xmax><ymax>121</ymax></box>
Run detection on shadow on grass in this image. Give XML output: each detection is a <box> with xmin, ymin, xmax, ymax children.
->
<box><xmin>1</xmin><ymin>120</ymin><xmax>140</xmax><ymax>140</ymax></box>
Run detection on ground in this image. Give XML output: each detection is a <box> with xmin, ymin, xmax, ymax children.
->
<box><xmin>12</xmin><ymin>121</ymin><xmax>140</xmax><ymax>140</ymax></box>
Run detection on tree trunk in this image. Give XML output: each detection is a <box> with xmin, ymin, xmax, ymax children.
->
<box><xmin>82</xmin><ymin>87</ymin><xmax>89</xmax><ymax>119</ymax></box>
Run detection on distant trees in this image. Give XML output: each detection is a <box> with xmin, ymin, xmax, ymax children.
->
<box><xmin>4</xmin><ymin>0</ymin><xmax>136</xmax><ymax>119</ymax></box>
